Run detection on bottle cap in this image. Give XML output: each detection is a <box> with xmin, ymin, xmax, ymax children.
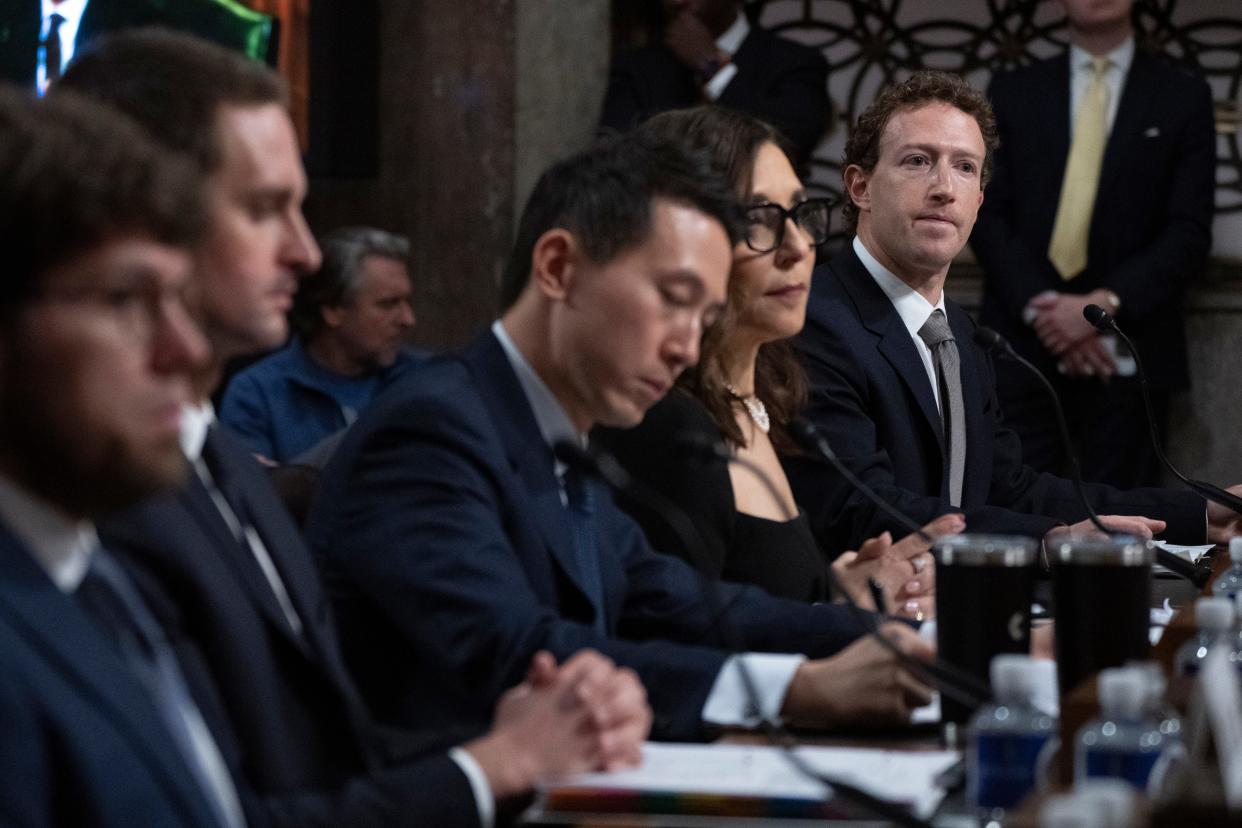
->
<box><xmin>1073</xmin><ymin>779</ymin><xmax>1137</xmax><ymax>828</ymax></box>
<box><xmin>1040</xmin><ymin>793</ymin><xmax>1105</xmax><ymax>828</ymax></box>
<box><xmin>1098</xmin><ymin>668</ymin><xmax>1146</xmax><ymax>719</ymax></box>
<box><xmin>990</xmin><ymin>654</ymin><xmax>1033</xmax><ymax>703</ymax></box>
<box><xmin>1195</xmin><ymin>596</ymin><xmax>1235</xmax><ymax>631</ymax></box>
<box><xmin>1126</xmin><ymin>661</ymin><xmax>1167</xmax><ymax>712</ymax></box>
<box><xmin>1230</xmin><ymin>536</ymin><xmax>1242</xmax><ymax>563</ymax></box>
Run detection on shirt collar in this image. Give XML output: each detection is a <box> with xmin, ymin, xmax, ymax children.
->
<box><xmin>0</xmin><ymin>472</ymin><xmax>96</xmax><ymax>593</ymax></box>
<box><xmin>180</xmin><ymin>401</ymin><xmax>216</xmax><ymax>463</ymax></box>
<box><xmin>490</xmin><ymin>320</ymin><xmax>585</xmax><ymax>468</ymax></box>
<box><xmin>42</xmin><ymin>0</ymin><xmax>88</xmax><ymax>25</ymax></box>
<box><xmin>715</xmin><ymin>11</ymin><xmax>750</xmax><ymax>56</ymax></box>
<box><xmin>853</xmin><ymin>236</ymin><xmax>946</xmax><ymax>340</ymax></box>
<box><xmin>1069</xmin><ymin>35</ymin><xmax>1134</xmax><ymax>75</ymax></box>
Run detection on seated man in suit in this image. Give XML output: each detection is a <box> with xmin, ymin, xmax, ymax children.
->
<box><xmin>221</xmin><ymin>226</ymin><xmax>424</xmax><ymax>464</ymax></box>
<box><xmin>599</xmin><ymin>0</ymin><xmax>830</xmax><ymax>170</ymax></box>
<box><xmin>307</xmin><ymin>130</ymin><xmax>939</xmax><ymax>748</ymax></box>
<box><xmin>785</xmin><ymin>70</ymin><xmax>1240</xmax><ymax>556</ymax></box>
<box><xmin>970</xmin><ymin>0</ymin><xmax>1215</xmax><ymax>487</ymax></box>
<box><xmin>61</xmin><ymin>29</ymin><xmax>651</xmax><ymax>827</ymax></box>
<box><xmin>0</xmin><ymin>84</ymin><xmax>244</xmax><ymax>828</ymax></box>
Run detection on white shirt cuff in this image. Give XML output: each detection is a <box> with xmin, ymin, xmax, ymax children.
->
<box><xmin>703</xmin><ymin>62</ymin><xmax>738</xmax><ymax>100</ymax></box>
<box><xmin>701</xmin><ymin>653</ymin><xmax>805</xmax><ymax>727</ymax></box>
<box><xmin>448</xmin><ymin>746</ymin><xmax>495</xmax><ymax>828</ymax></box>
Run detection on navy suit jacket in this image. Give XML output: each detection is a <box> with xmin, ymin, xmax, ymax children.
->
<box><xmin>786</xmin><ymin>246</ymin><xmax>1207</xmax><ymax>553</ymax></box>
<box><xmin>100</xmin><ymin>428</ymin><xmax>480</xmax><ymax>828</ymax></box>
<box><xmin>0</xmin><ymin>522</ymin><xmax>226</xmax><ymax>828</ymax></box>
<box><xmin>306</xmin><ymin>331</ymin><xmax>873</xmax><ymax>743</ymax></box>
<box><xmin>971</xmin><ymin>50</ymin><xmax>1215</xmax><ymax>391</ymax></box>
<box><xmin>598</xmin><ymin>26</ymin><xmax>830</xmax><ymax>169</ymax></box>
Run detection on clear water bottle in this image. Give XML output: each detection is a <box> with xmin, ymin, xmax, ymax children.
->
<box><xmin>968</xmin><ymin>654</ymin><xmax>1056</xmax><ymax>820</ymax></box>
<box><xmin>1175</xmin><ymin>597</ymin><xmax>1235</xmax><ymax>676</ymax></box>
<box><xmin>1212</xmin><ymin>537</ymin><xmax>1242</xmax><ymax>600</ymax></box>
<box><xmin>1128</xmin><ymin>661</ymin><xmax>1182</xmax><ymax>749</ymax></box>
<box><xmin>1074</xmin><ymin>667</ymin><xmax>1184</xmax><ymax>793</ymax></box>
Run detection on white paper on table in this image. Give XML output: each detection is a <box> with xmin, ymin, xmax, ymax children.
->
<box><xmin>1150</xmin><ymin>599</ymin><xmax>1176</xmax><ymax>646</ymax></box>
<box><xmin>541</xmin><ymin>741</ymin><xmax>960</xmax><ymax>820</ymax></box>
<box><xmin>1152</xmin><ymin>541</ymin><xmax>1214</xmax><ymax>577</ymax></box>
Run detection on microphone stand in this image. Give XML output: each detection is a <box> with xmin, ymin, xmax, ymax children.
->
<box><xmin>1083</xmin><ymin>303</ymin><xmax>1242</xmax><ymax>515</ymax></box>
<box><xmin>975</xmin><ymin>324</ymin><xmax>1210</xmax><ymax>588</ymax></box>
<box><xmin>552</xmin><ymin>441</ymin><xmax>934</xmax><ymax>828</ymax></box>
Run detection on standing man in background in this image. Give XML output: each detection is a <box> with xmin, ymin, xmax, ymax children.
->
<box><xmin>970</xmin><ymin>0</ymin><xmax>1215</xmax><ymax>486</ymax></box>
<box><xmin>599</xmin><ymin>0</ymin><xmax>831</xmax><ymax>170</ymax></box>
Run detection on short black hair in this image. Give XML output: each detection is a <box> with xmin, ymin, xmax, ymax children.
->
<box><xmin>0</xmin><ymin>85</ymin><xmax>205</xmax><ymax>313</ymax></box>
<box><xmin>498</xmin><ymin>133</ymin><xmax>743</xmax><ymax>310</ymax></box>
<box><xmin>55</xmin><ymin>27</ymin><xmax>287</xmax><ymax>174</ymax></box>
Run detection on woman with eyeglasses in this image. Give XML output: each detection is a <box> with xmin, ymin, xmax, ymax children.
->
<box><xmin>597</xmin><ymin>106</ymin><xmax>960</xmax><ymax>616</ymax></box>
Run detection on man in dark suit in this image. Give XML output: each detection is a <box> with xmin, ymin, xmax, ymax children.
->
<box><xmin>970</xmin><ymin>0</ymin><xmax>1215</xmax><ymax>487</ymax></box>
<box><xmin>599</xmin><ymin>0</ymin><xmax>830</xmax><ymax>170</ymax></box>
<box><xmin>306</xmin><ymin>131</ymin><xmax>942</xmax><ymax>748</ymax></box>
<box><xmin>786</xmin><ymin>70</ymin><xmax>1238</xmax><ymax>557</ymax></box>
<box><xmin>0</xmin><ymin>0</ymin><xmax>274</xmax><ymax>93</ymax></box>
<box><xmin>0</xmin><ymin>86</ymin><xmax>243</xmax><ymax>828</ymax></box>
<box><xmin>63</xmin><ymin>29</ymin><xmax>651</xmax><ymax>827</ymax></box>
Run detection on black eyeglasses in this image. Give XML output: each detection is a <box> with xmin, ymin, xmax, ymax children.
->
<box><xmin>743</xmin><ymin>197</ymin><xmax>833</xmax><ymax>253</ymax></box>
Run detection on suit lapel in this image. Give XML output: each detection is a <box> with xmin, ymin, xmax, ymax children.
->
<box><xmin>181</xmin><ymin>471</ymin><xmax>310</xmax><ymax>654</ymax></box>
<box><xmin>1097</xmin><ymin>53</ymin><xmax>1155</xmax><ymax>207</ymax></box>
<box><xmin>833</xmin><ymin>249</ymin><xmax>946</xmax><ymax>454</ymax></box>
<box><xmin>0</xmin><ymin>526</ymin><xmax>218</xmax><ymax>828</ymax></box>
<box><xmin>463</xmin><ymin>334</ymin><xmax>609</xmax><ymax>625</ymax></box>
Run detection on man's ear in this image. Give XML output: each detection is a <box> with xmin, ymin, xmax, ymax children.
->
<box><xmin>843</xmin><ymin>164</ymin><xmax>871</xmax><ymax>214</ymax></box>
<box><xmin>529</xmin><ymin>228</ymin><xmax>580</xmax><ymax>301</ymax></box>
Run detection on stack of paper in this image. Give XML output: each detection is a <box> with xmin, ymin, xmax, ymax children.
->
<box><xmin>538</xmin><ymin>742</ymin><xmax>960</xmax><ymax>821</ymax></box>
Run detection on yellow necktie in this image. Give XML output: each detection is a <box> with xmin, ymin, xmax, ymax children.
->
<box><xmin>1048</xmin><ymin>56</ymin><xmax>1111</xmax><ymax>280</ymax></box>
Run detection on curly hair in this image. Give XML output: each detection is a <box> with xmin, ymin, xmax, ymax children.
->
<box><xmin>841</xmin><ymin>69</ymin><xmax>998</xmax><ymax>232</ymax></box>
<box><xmin>634</xmin><ymin>106</ymin><xmax>808</xmax><ymax>454</ymax></box>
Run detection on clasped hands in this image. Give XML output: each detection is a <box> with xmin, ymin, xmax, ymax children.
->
<box><xmin>1024</xmin><ymin>290</ymin><xmax>1119</xmax><ymax>379</ymax></box>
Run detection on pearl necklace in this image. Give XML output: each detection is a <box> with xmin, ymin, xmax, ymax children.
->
<box><xmin>725</xmin><ymin>383</ymin><xmax>770</xmax><ymax>434</ymax></box>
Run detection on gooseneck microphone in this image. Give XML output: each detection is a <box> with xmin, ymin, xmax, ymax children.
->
<box><xmin>1083</xmin><ymin>303</ymin><xmax>1242</xmax><ymax>516</ymax></box>
<box><xmin>975</xmin><ymin>324</ymin><xmax>1210</xmax><ymax>587</ymax></box>
<box><xmin>551</xmin><ymin>440</ymin><xmax>933</xmax><ymax>828</ymax></box>
<box><xmin>784</xmin><ymin>419</ymin><xmax>935</xmax><ymax>545</ymax></box>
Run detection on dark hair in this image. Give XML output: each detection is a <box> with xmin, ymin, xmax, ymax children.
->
<box><xmin>0</xmin><ymin>85</ymin><xmax>206</xmax><ymax>313</ymax></box>
<box><xmin>55</xmin><ymin>27</ymin><xmax>287</xmax><ymax>173</ymax></box>
<box><xmin>636</xmin><ymin>106</ymin><xmax>808</xmax><ymax>454</ymax></box>
<box><xmin>291</xmin><ymin>227</ymin><xmax>411</xmax><ymax>338</ymax></box>
<box><xmin>498</xmin><ymin>132</ymin><xmax>744</xmax><ymax>310</ymax></box>
<box><xmin>842</xmin><ymin>69</ymin><xmax>998</xmax><ymax>231</ymax></box>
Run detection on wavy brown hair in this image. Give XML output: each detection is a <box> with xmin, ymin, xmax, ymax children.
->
<box><xmin>841</xmin><ymin>69</ymin><xmax>998</xmax><ymax>232</ymax></box>
<box><xmin>634</xmin><ymin>106</ymin><xmax>808</xmax><ymax>454</ymax></box>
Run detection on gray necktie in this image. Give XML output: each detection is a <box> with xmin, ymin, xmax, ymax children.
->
<box><xmin>918</xmin><ymin>309</ymin><xmax>965</xmax><ymax>507</ymax></box>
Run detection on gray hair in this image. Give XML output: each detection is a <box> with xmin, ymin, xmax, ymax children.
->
<box><xmin>291</xmin><ymin>226</ymin><xmax>410</xmax><ymax>337</ymax></box>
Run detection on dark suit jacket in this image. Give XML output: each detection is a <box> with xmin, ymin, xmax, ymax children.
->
<box><xmin>785</xmin><ymin>246</ymin><xmax>1207</xmax><ymax>553</ymax></box>
<box><xmin>970</xmin><ymin>50</ymin><xmax>1215</xmax><ymax>391</ymax></box>
<box><xmin>598</xmin><ymin>26</ymin><xmax>830</xmax><ymax>169</ymax></box>
<box><xmin>306</xmin><ymin>331</ymin><xmax>873</xmax><ymax>743</ymax></box>
<box><xmin>100</xmin><ymin>428</ymin><xmax>480</xmax><ymax>828</ymax></box>
<box><xmin>0</xmin><ymin>522</ymin><xmax>225</xmax><ymax>828</ymax></box>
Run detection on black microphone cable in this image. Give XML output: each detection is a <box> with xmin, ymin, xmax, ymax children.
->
<box><xmin>1083</xmin><ymin>303</ymin><xmax>1242</xmax><ymax>516</ymax></box>
<box><xmin>975</xmin><ymin>324</ymin><xmax>1209</xmax><ymax>587</ymax></box>
<box><xmin>552</xmin><ymin>440</ymin><xmax>936</xmax><ymax>828</ymax></box>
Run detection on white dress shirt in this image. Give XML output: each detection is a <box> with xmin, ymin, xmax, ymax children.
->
<box><xmin>854</xmin><ymin>236</ymin><xmax>949</xmax><ymax>412</ymax></box>
<box><xmin>37</xmin><ymin>0</ymin><xmax>89</xmax><ymax>93</ymax></box>
<box><xmin>492</xmin><ymin>320</ymin><xmax>804</xmax><ymax>728</ymax></box>
<box><xmin>1068</xmin><ymin>36</ymin><xmax>1134</xmax><ymax>136</ymax></box>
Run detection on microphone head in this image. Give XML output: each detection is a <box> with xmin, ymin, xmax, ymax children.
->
<box><xmin>972</xmin><ymin>326</ymin><xmax>1005</xmax><ymax>351</ymax></box>
<box><xmin>1083</xmin><ymin>303</ymin><xmax>1111</xmax><ymax>330</ymax></box>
